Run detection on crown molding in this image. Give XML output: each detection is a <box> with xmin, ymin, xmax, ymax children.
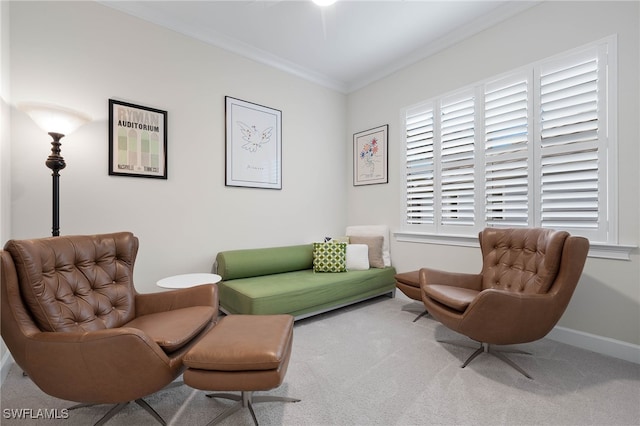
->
<box><xmin>98</xmin><ymin>1</ymin><xmax>348</xmax><ymax>93</ymax></box>
<box><xmin>347</xmin><ymin>1</ymin><xmax>541</xmax><ymax>92</ymax></box>
<box><xmin>99</xmin><ymin>1</ymin><xmax>541</xmax><ymax>95</ymax></box>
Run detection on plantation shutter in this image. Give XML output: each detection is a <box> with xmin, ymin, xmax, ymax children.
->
<box><xmin>401</xmin><ymin>38</ymin><xmax>613</xmax><ymax>244</ymax></box>
<box><xmin>439</xmin><ymin>91</ymin><xmax>476</xmax><ymax>227</ymax></box>
<box><xmin>536</xmin><ymin>46</ymin><xmax>606</xmax><ymax>239</ymax></box>
<box><xmin>405</xmin><ymin>103</ymin><xmax>435</xmax><ymax>225</ymax></box>
<box><xmin>484</xmin><ymin>73</ymin><xmax>532</xmax><ymax>227</ymax></box>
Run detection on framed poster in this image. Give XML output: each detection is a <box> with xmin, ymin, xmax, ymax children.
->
<box><xmin>108</xmin><ymin>99</ymin><xmax>167</xmax><ymax>179</ymax></box>
<box><xmin>225</xmin><ymin>96</ymin><xmax>282</xmax><ymax>189</ymax></box>
<box><xmin>353</xmin><ymin>124</ymin><xmax>388</xmax><ymax>186</ymax></box>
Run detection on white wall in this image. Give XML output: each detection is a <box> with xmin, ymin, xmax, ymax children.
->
<box><xmin>1</xmin><ymin>0</ymin><xmax>12</xmax><ymax>381</ymax></box>
<box><xmin>8</xmin><ymin>1</ymin><xmax>347</xmax><ymax>292</ymax></box>
<box><xmin>347</xmin><ymin>1</ymin><xmax>640</xmax><ymax>348</ymax></box>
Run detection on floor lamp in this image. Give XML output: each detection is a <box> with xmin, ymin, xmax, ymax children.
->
<box><xmin>18</xmin><ymin>102</ymin><xmax>91</xmax><ymax>237</ymax></box>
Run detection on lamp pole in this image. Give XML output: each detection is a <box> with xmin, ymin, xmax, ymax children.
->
<box><xmin>17</xmin><ymin>101</ymin><xmax>90</xmax><ymax>237</ymax></box>
<box><xmin>45</xmin><ymin>132</ymin><xmax>66</xmax><ymax>237</ymax></box>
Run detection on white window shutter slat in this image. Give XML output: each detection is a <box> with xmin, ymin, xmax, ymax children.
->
<box><xmin>484</xmin><ymin>73</ymin><xmax>532</xmax><ymax>227</ymax></box>
<box><xmin>440</xmin><ymin>91</ymin><xmax>476</xmax><ymax>228</ymax></box>
<box><xmin>405</xmin><ymin>104</ymin><xmax>435</xmax><ymax>225</ymax></box>
<box><xmin>402</xmin><ymin>38</ymin><xmax>613</xmax><ymax>244</ymax></box>
<box><xmin>538</xmin><ymin>48</ymin><xmax>604</xmax><ymax>236</ymax></box>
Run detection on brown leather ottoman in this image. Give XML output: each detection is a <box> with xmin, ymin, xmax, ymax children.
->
<box><xmin>395</xmin><ymin>270</ymin><xmax>429</xmax><ymax>322</ymax></box>
<box><xmin>183</xmin><ymin>314</ymin><xmax>299</xmax><ymax>425</ymax></box>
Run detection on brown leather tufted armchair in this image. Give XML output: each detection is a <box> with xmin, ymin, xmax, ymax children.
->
<box><xmin>421</xmin><ymin>228</ymin><xmax>589</xmax><ymax>379</ymax></box>
<box><xmin>1</xmin><ymin>232</ymin><xmax>219</xmax><ymax>425</ymax></box>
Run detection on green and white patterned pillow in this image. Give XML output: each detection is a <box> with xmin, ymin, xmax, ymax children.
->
<box><xmin>312</xmin><ymin>242</ymin><xmax>347</xmax><ymax>273</ymax></box>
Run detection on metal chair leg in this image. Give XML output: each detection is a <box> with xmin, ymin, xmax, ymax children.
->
<box><xmin>205</xmin><ymin>391</ymin><xmax>300</xmax><ymax>426</ymax></box>
<box><xmin>247</xmin><ymin>400</ymin><xmax>259</xmax><ymax>426</ymax></box>
<box><xmin>94</xmin><ymin>403</ymin><xmax>127</xmax><ymax>426</ymax></box>
<box><xmin>135</xmin><ymin>398</ymin><xmax>166</xmax><ymax>425</ymax></box>
<box><xmin>68</xmin><ymin>402</ymin><xmax>95</xmax><ymax>410</ymax></box>
<box><xmin>413</xmin><ymin>310</ymin><xmax>429</xmax><ymax>322</ymax></box>
<box><xmin>439</xmin><ymin>340</ymin><xmax>534</xmax><ymax>379</ymax></box>
<box><xmin>204</xmin><ymin>400</ymin><xmax>243</xmax><ymax>426</ymax></box>
<box><xmin>68</xmin><ymin>397</ymin><xmax>168</xmax><ymax>425</ymax></box>
<box><xmin>460</xmin><ymin>345</ymin><xmax>485</xmax><ymax>368</ymax></box>
<box><xmin>402</xmin><ymin>303</ymin><xmax>430</xmax><ymax>322</ymax></box>
<box><xmin>251</xmin><ymin>395</ymin><xmax>301</xmax><ymax>403</ymax></box>
<box><xmin>490</xmin><ymin>347</ymin><xmax>533</xmax><ymax>379</ymax></box>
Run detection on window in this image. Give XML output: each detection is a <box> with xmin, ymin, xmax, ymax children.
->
<box><xmin>402</xmin><ymin>37</ymin><xmax>615</xmax><ymax>244</ymax></box>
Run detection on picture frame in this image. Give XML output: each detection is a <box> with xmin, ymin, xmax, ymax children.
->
<box><xmin>225</xmin><ymin>96</ymin><xmax>282</xmax><ymax>189</ymax></box>
<box><xmin>108</xmin><ymin>99</ymin><xmax>168</xmax><ymax>179</ymax></box>
<box><xmin>353</xmin><ymin>124</ymin><xmax>388</xmax><ymax>186</ymax></box>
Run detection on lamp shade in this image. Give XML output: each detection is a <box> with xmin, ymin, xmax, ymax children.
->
<box><xmin>18</xmin><ymin>102</ymin><xmax>91</xmax><ymax>136</ymax></box>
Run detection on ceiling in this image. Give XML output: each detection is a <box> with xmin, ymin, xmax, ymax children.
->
<box><xmin>100</xmin><ymin>0</ymin><xmax>538</xmax><ymax>93</ymax></box>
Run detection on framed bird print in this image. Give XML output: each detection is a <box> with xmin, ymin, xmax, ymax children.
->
<box><xmin>225</xmin><ymin>96</ymin><xmax>282</xmax><ymax>189</ymax></box>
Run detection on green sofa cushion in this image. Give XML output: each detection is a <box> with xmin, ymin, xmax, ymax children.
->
<box><xmin>216</xmin><ymin>244</ymin><xmax>313</xmax><ymax>280</ymax></box>
<box><xmin>218</xmin><ymin>267</ymin><xmax>396</xmax><ymax>317</ymax></box>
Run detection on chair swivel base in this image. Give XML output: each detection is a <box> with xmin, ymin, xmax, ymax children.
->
<box><xmin>205</xmin><ymin>391</ymin><xmax>300</xmax><ymax>426</ymax></box>
<box><xmin>69</xmin><ymin>398</ymin><xmax>165</xmax><ymax>426</ymax></box>
<box><xmin>401</xmin><ymin>304</ymin><xmax>430</xmax><ymax>322</ymax></box>
<box><xmin>412</xmin><ymin>310</ymin><xmax>429</xmax><ymax>322</ymax></box>
<box><xmin>439</xmin><ymin>339</ymin><xmax>533</xmax><ymax>379</ymax></box>
<box><xmin>67</xmin><ymin>382</ymin><xmax>182</xmax><ymax>426</ymax></box>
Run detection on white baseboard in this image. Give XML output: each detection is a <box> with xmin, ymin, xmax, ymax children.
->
<box><xmin>547</xmin><ymin>326</ymin><xmax>640</xmax><ymax>364</ymax></box>
<box><xmin>1</xmin><ymin>350</ymin><xmax>14</xmax><ymax>385</ymax></box>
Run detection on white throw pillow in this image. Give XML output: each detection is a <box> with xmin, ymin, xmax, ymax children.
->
<box><xmin>346</xmin><ymin>244</ymin><xmax>370</xmax><ymax>271</ymax></box>
<box><xmin>346</xmin><ymin>225</ymin><xmax>391</xmax><ymax>267</ymax></box>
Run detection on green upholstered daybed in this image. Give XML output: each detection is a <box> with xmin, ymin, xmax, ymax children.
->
<box><xmin>215</xmin><ymin>244</ymin><xmax>396</xmax><ymax>320</ymax></box>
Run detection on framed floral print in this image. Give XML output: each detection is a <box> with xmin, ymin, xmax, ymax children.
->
<box><xmin>353</xmin><ymin>124</ymin><xmax>388</xmax><ymax>186</ymax></box>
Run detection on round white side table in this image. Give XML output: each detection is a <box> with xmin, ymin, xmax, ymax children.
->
<box><xmin>156</xmin><ymin>273</ymin><xmax>222</xmax><ymax>289</ymax></box>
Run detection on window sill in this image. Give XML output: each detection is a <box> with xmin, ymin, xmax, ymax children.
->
<box><xmin>393</xmin><ymin>231</ymin><xmax>636</xmax><ymax>261</ymax></box>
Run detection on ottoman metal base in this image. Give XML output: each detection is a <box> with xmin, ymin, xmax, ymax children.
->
<box><xmin>183</xmin><ymin>315</ymin><xmax>299</xmax><ymax>426</ymax></box>
<box><xmin>205</xmin><ymin>391</ymin><xmax>300</xmax><ymax>426</ymax></box>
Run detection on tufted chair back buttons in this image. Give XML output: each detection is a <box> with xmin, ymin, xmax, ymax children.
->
<box><xmin>480</xmin><ymin>228</ymin><xmax>569</xmax><ymax>294</ymax></box>
<box><xmin>4</xmin><ymin>232</ymin><xmax>138</xmax><ymax>333</ymax></box>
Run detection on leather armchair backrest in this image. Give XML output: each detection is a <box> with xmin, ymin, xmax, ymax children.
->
<box><xmin>3</xmin><ymin>232</ymin><xmax>138</xmax><ymax>332</ymax></box>
<box><xmin>1</xmin><ymin>250</ymin><xmax>43</xmax><ymax>371</ymax></box>
<box><xmin>479</xmin><ymin>228</ymin><xmax>569</xmax><ymax>294</ymax></box>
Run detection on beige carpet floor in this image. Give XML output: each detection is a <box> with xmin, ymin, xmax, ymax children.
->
<box><xmin>1</xmin><ymin>296</ymin><xmax>639</xmax><ymax>425</ymax></box>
